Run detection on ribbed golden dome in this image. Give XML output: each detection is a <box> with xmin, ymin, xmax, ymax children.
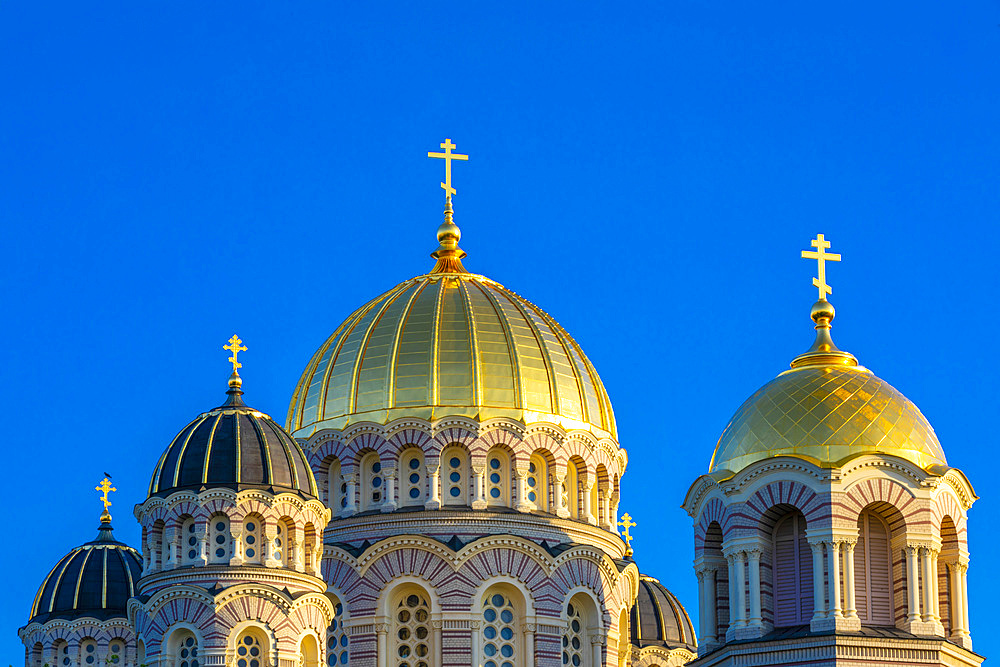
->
<box><xmin>287</xmin><ymin>271</ymin><xmax>616</xmax><ymax>439</ymax></box>
<box><xmin>709</xmin><ymin>301</ymin><xmax>947</xmax><ymax>474</ymax></box>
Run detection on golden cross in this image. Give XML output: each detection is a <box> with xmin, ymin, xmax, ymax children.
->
<box><xmin>95</xmin><ymin>476</ymin><xmax>116</xmax><ymax>514</ymax></box>
<box><xmin>224</xmin><ymin>334</ymin><xmax>247</xmax><ymax>372</ymax></box>
<box><xmin>618</xmin><ymin>513</ymin><xmax>636</xmax><ymax>556</ymax></box>
<box><xmin>801</xmin><ymin>233</ymin><xmax>842</xmax><ymax>301</ymax></box>
<box><xmin>427</xmin><ymin>138</ymin><xmax>469</xmax><ymax>198</ymax></box>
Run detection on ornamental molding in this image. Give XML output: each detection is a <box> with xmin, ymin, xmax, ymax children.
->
<box><xmin>431</xmin><ymin>415</ymin><xmax>480</xmax><ymax>435</ymax></box>
<box><xmin>721</xmin><ymin>458</ymin><xmax>831</xmax><ymax>494</ymax></box>
<box><xmin>478</xmin><ymin>418</ymin><xmax>527</xmax><ymax>440</ymax></box>
<box><xmin>682</xmin><ymin>475</ymin><xmax>721</xmax><ymax>518</ymax></box>
<box><xmin>839</xmin><ymin>454</ymin><xmax>929</xmax><ymax>486</ymax></box>
<box><xmin>17</xmin><ymin>617</ymin><xmax>136</xmax><ymax>643</ymax></box>
<box><xmin>214</xmin><ymin>583</ymin><xmax>297</xmax><ymax>614</ymax></box>
<box><xmin>143</xmin><ymin>584</ymin><xmax>215</xmax><ymax>619</ymax></box>
<box><xmin>939</xmin><ymin>468</ymin><xmax>978</xmax><ymax>510</ymax></box>
<box><xmin>524</xmin><ymin>422</ymin><xmax>566</xmax><ymax>442</ymax></box>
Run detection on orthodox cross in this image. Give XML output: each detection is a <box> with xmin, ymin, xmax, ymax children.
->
<box><xmin>427</xmin><ymin>138</ymin><xmax>469</xmax><ymax>198</ymax></box>
<box><xmin>618</xmin><ymin>513</ymin><xmax>636</xmax><ymax>556</ymax></box>
<box><xmin>801</xmin><ymin>233</ymin><xmax>842</xmax><ymax>301</ymax></box>
<box><xmin>96</xmin><ymin>476</ymin><xmax>116</xmax><ymax>515</ymax></box>
<box><xmin>224</xmin><ymin>334</ymin><xmax>247</xmax><ymax>372</ymax></box>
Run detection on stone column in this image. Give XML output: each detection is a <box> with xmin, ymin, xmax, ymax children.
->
<box><xmin>705</xmin><ymin>568</ymin><xmax>718</xmax><ymax>645</ymax></box>
<box><xmin>582</xmin><ymin>480</ymin><xmax>596</xmax><ymax>525</ymax></box>
<box><xmin>470</xmin><ymin>619</ymin><xmax>482</xmax><ymax>665</ymax></box>
<box><xmin>604</xmin><ymin>477</ymin><xmax>616</xmax><ymax>529</ymax></box>
<box><xmin>921</xmin><ymin>547</ymin><xmax>934</xmax><ymax>623</ymax></box>
<box><xmin>432</xmin><ymin>621</ymin><xmax>443</xmax><ymax>667</ymax></box>
<box><xmin>514</xmin><ymin>469</ymin><xmax>532</xmax><ymax>512</ymax></box>
<box><xmin>842</xmin><ymin>540</ymin><xmax>857</xmax><ymax>620</ymax></box>
<box><xmin>472</xmin><ymin>465</ymin><xmax>487</xmax><ymax>510</ymax></box>
<box><xmin>375</xmin><ymin>624</ymin><xmax>388</xmax><ymax>667</ymax></box>
<box><xmin>590</xmin><ymin>634</ymin><xmax>604</xmax><ymax>667</ymax></box>
<box><xmin>553</xmin><ymin>472</ymin><xmax>569</xmax><ymax>518</ymax></box>
<box><xmin>230</xmin><ymin>527</ymin><xmax>244</xmax><ymax>566</ymax></box>
<box><xmin>734</xmin><ymin>551</ymin><xmax>747</xmax><ymax>628</ymax></box>
<box><xmin>522</xmin><ymin>623</ymin><xmax>536</xmax><ymax>666</ymax></box>
<box><xmin>960</xmin><ymin>562</ymin><xmax>971</xmax><ymax>645</ymax></box>
<box><xmin>748</xmin><ymin>549</ymin><xmax>763</xmax><ymax>631</ymax></box>
<box><xmin>381</xmin><ymin>468</ymin><xmax>397</xmax><ymax>512</ymax></box>
<box><xmin>930</xmin><ymin>550</ymin><xmax>941</xmax><ymax>621</ymax></box>
<box><xmin>425</xmin><ymin>463</ymin><xmax>441</xmax><ymax>510</ymax></box>
<box><xmin>810</xmin><ymin>541</ymin><xmax>827</xmax><ymax>625</ymax></box>
<box><xmin>166</xmin><ymin>529</ymin><xmax>179</xmax><ymax>567</ymax></box>
<box><xmin>696</xmin><ymin>569</ymin><xmax>709</xmax><ymax>642</ymax></box>
<box><xmin>343</xmin><ymin>474</ymin><xmax>358</xmax><ymax>516</ymax></box>
<box><xmin>905</xmin><ymin>545</ymin><xmax>921</xmax><ymax>624</ymax></box>
<box><xmin>827</xmin><ymin>541</ymin><xmax>842</xmax><ymax>619</ymax></box>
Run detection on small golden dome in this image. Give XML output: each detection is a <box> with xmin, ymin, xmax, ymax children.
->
<box><xmin>710</xmin><ymin>301</ymin><xmax>947</xmax><ymax>474</ymax></box>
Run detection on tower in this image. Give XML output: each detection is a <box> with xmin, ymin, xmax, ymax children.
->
<box><xmin>682</xmin><ymin>236</ymin><xmax>981</xmax><ymax>667</ymax></box>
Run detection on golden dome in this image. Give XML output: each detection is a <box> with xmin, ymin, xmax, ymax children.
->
<box><xmin>709</xmin><ymin>301</ymin><xmax>947</xmax><ymax>474</ymax></box>
<box><xmin>286</xmin><ymin>203</ymin><xmax>616</xmax><ymax>439</ymax></box>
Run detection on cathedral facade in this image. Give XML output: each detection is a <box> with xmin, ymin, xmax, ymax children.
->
<box><xmin>17</xmin><ymin>146</ymin><xmax>980</xmax><ymax>667</ymax></box>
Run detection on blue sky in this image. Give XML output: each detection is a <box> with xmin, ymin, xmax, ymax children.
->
<box><xmin>1</xmin><ymin>1</ymin><xmax>998</xmax><ymax>662</ymax></box>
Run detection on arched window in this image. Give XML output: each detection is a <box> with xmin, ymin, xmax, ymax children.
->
<box><xmin>327</xmin><ymin>601</ymin><xmax>350</xmax><ymax>667</ymax></box>
<box><xmin>181</xmin><ymin>517</ymin><xmax>199</xmax><ymax>564</ymax></box>
<box><xmin>273</xmin><ymin>519</ymin><xmax>292</xmax><ymax>567</ymax></box>
<box><xmin>54</xmin><ymin>641</ymin><xmax>70</xmax><ymax>667</ymax></box>
<box><xmin>361</xmin><ymin>453</ymin><xmax>384</xmax><ymax>511</ymax></box>
<box><xmin>703</xmin><ymin>521</ymin><xmax>727</xmax><ymax>641</ymax></box>
<box><xmin>209</xmin><ymin>515</ymin><xmax>230</xmax><ymax>564</ymax></box>
<box><xmin>79</xmin><ymin>640</ymin><xmax>97</xmax><ymax>667</ymax></box>
<box><xmin>486</xmin><ymin>449</ymin><xmax>510</xmax><ymax>507</ymax></box>
<box><xmin>772</xmin><ymin>511</ymin><xmax>813</xmax><ymax>626</ymax></box>
<box><xmin>31</xmin><ymin>642</ymin><xmax>43</xmax><ymax>667</ymax></box>
<box><xmin>299</xmin><ymin>634</ymin><xmax>319</xmax><ymax>667</ymax></box>
<box><xmin>400</xmin><ymin>448</ymin><xmax>425</xmax><ymax>507</ymax></box>
<box><xmin>234</xmin><ymin>629</ymin><xmax>268</xmax><ymax>667</ymax></box>
<box><xmin>855</xmin><ymin>509</ymin><xmax>893</xmax><ymax>625</ymax></box>
<box><xmin>442</xmin><ymin>446</ymin><xmax>469</xmax><ymax>506</ymax></box>
<box><xmin>939</xmin><ymin>516</ymin><xmax>960</xmax><ymax>635</ymax></box>
<box><xmin>107</xmin><ymin>640</ymin><xmax>124</xmax><ymax>665</ymax></box>
<box><xmin>481</xmin><ymin>589</ymin><xmax>518</xmax><ymax>666</ymax></box>
<box><xmin>563</xmin><ymin>599</ymin><xmax>587</xmax><ymax>666</ymax></box>
<box><xmin>328</xmin><ymin>459</ymin><xmax>343</xmax><ymax>511</ymax></box>
<box><xmin>170</xmin><ymin>631</ymin><xmax>198</xmax><ymax>667</ymax></box>
<box><xmin>392</xmin><ymin>590</ymin><xmax>432</xmax><ymax>667</ymax></box>
<box><xmin>137</xmin><ymin>641</ymin><xmax>146</xmax><ymax>667</ymax></box>
<box><xmin>527</xmin><ymin>454</ymin><xmax>548</xmax><ymax>512</ymax></box>
<box><xmin>243</xmin><ymin>514</ymin><xmax>264</xmax><ymax>565</ymax></box>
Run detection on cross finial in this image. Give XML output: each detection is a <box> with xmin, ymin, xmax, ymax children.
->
<box><xmin>800</xmin><ymin>233</ymin><xmax>842</xmax><ymax>301</ymax></box>
<box><xmin>618</xmin><ymin>513</ymin><xmax>636</xmax><ymax>557</ymax></box>
<box><xmin>95</xmin><ymin>476</ymin><xmax>116</xmax><ymax>521</ymax></box>
<box><xmin>427</xmin><ymin>138</ymin><xmax>469</xmax><ymax>198</ymax></box>
<box><xmin>224</xmin><ymin>334</ymin><xmax>247</xmax><ymax>373</ymax></box>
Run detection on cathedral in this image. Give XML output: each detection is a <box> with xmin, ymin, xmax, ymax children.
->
<box><xmin>17</xmin><ymin>141</ymin><xmax>981</xmax><ymax>667</ymax></box>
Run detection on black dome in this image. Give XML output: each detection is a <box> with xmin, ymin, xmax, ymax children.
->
<box><xmin>630</xmin><ymin>575</ymin><xmax>697</xmax><ymax>651</ymax></box>
<box><xmin>148</xmin><ymin>375</ymin><xmax>317</xmax><ymax>499</ymax></box>
<box><xmin>28</xmin><ymin>520</ymin><xmax>141</xmax><ymax>625</ymax></box>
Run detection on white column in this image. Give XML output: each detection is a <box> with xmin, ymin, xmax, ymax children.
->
<box><xmin>697</xmin><ymin>570</ymin><xmax>709</xmax><ymax>641</ymax></box>
<box><xmin>960</xmin><ymin>562</ymin><xmax>970</xmax><ymax>638</ymax></box>
<box><xmin>514</xmin><ymin>470</ymin><xmax>531</xmax><ymax>512</ymax></box>
<box><xmin>376</xmin><ymin>624</ymin><xmax>388</xmax><ymax>667</ymax></box>
<box><xmin>921</xmin><ymin>547</ymin><xmax>934</xmax><ymax>623</ymax></box>
<box><xmin>827</xmin><ymin>541</ymin><xmax>842</xmax><ymax>618</ymax></box>
<box><xmin>930</xmin><ymin>550</ymin><xmax>941</xmax><ymax>621</ymax></box>
<box><xmin>734</xmin><ymin>551</ymin><xmax>747</xmax><ymax>627</ymax></box>
<box><xmin>590</xmin><ymin>636</ymin><xmax>603</xmax><ymax>667</ymax></box>
<box><xmin>604</xmin><ymin>477</ymin><xmax>615</xmax><ymax>529</ymax></box>
<box><xmin>425</xmin><ymin>464</ymin><xmax>441</xmax><ymax>509</ymax></box>
<box><xmin>381</xmin><ymin>469</ymin><xmax>397</xmax><ymax>512</ymax></box>
<box><xmin>748</xmin><ymin>549</ymin><xmax>762</xmax><ymax>629</ymax></box>
<box><xmin>905</xmin><ymin>546</ymin><xmax>921</xmax><ymax>624</ymax></box>
<box><xmin>706</xmin><ymin>568</ymin><xmax>718</xmax><ymax>643</ymax></box>
<box><xmin>582</xmin><ymin>480</ymin><xmax>596</xmax><ymax>525</ymax></box>
<box><xmin>522</xmin><ymin>624</ymin><xmax>535</xmax><ymax>666</ymax></box>
<box><xmin>553</xmin><ymin>473</ymin><xmax>569</xmax><ymax>518</ymax></box>
<box><xmin>432</xmin><ymin>621</ymin><xmax>443</xmax><ymax>667</ymax></box>
<box><xmin>843</xmin><ymin>541</ymin><xmax>857</xmax><ymax>620</ymax></box>
<box><xmin>810</xmin><ymin>542</ymin><xmax>826</xmax><ymax>622</ymax></box>
<box><xmin>470</xmin><ymin>620</ymin><xmax>481</xmax><ymax>666</ymax></box>
<box><xmin>472</xmin><ymin>467</ymin><xmax>487</xmax><ymax>510</ymax></box>
<box><xmin>344</xmin><ymin>474</ymin><xmax>358</xmax><ymax>516</ymax></box>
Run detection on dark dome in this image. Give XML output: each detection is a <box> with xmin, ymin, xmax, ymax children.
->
<box><xmin>630</xmin><ymin>575</ymin><xmax>697</xmax><ymax>652</ymax></box>
<box><xmin>28</xmin><ymin>520</ymin><xmax>141</xmax><ymax>625</ymax></box>
<box><xmin>148</xmin><ymin>374</ymin><xmax>317</xmax><ymax>499</ymax></box>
